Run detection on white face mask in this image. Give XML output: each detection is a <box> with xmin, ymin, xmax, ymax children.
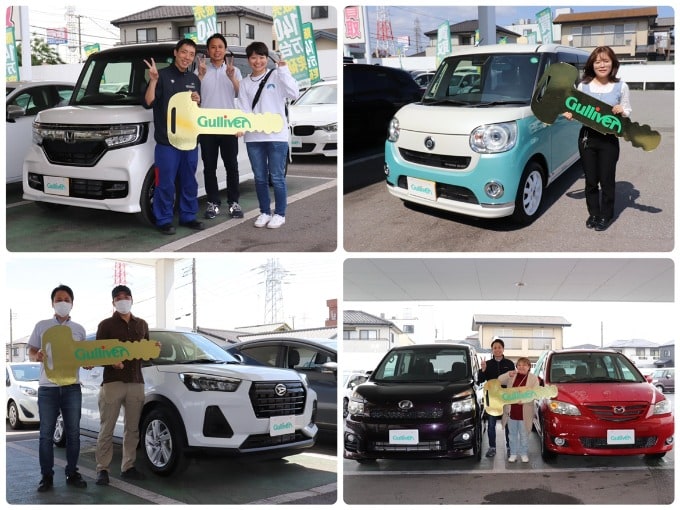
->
<box><xmin>114</xmin><ymin>299</ymin><xmax>133</xmax><ymax>315</ymax></box>
<box><xmin>53</xmin><ymin>301</ymin><xmax>73</xmax><ymax>317</ymax></box>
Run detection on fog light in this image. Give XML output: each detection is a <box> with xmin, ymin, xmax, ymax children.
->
<box><xmin>462</xmin><ymin>432</ymin><xmax>471</xmax><ymax>441</ymax></box>
<box><xmin>346</xmin><ymin>433</ymin><xmax>356</xmax><ymax>443</ymax></box>
<box><xmin>384</xmin><ymin>163</ymin><xmax>390</xmax><ymax>176</ymax></box>
<box><xmin>554</xmin><ymin>437</ymin><xmax>566</xmax><ymax>446</ymax></box>
<box><xmin>665</xmin><ymin>436</ymin><xmax>674</xmax><ymax>445</ymax></box>
<box><xmin>485</xmin><ymin>181</ymin><xmax>504</xmax><ymax>199</ymax></box>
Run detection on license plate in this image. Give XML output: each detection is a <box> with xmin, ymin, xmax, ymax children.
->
<box><xmin>44</xmin><ymin>175</ymin><xmax>69</xmax><ymax>196</ymax></box>
<box><xmin>607</xmin><ymin>429</ymin><xmax>635</xmax><ymax>445</ymax></box>
<box><xmin>389</xmin><ymin>429</ymin><xmax>419</xmax><ymax>445</ymax></box>
<box><xmin>407</xmin><ymin>176</ymin><xmax>436</xmax><ymax>201</ymax></box>
<box><xmin>269</xmin><ymin>415</ymin><xmax>295</xmax><ymax>436</ymax></box>
<box><xmin>290</xmin><ymin>136</ymin><xmax>302</xmax><ymax>148</ymax></box>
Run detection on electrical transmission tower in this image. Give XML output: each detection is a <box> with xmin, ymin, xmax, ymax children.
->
<box><xmin>375</xmin><ymin>6</ymin><xmax>395</xmax><ymax>57</ymax></box>
<box><xmin>259</xmin><ymin>259</ymin><xmax>292</xmax><ymax>324</ymax></box>
<box><xmin>113</xmin><ymin>261</ymin><xmax>127</xmax><ymax>285</ymax></box>
<box><xmin>65</xmin><ymin>5</ymin><xmax>79</xmax><ymax>64</ymax></box>
<box><xmin>414</xmin><ymin>18</ymin><xmax>422</xmax><ymax>54</ymax></box>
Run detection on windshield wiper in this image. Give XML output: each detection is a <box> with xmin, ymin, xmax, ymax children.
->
<box><xmin>477</xmin><ymin>100</ymin><xmax>528</xmax><ymax>107</ymax></box>
<box><xmin>423</xmin><ymin>98</ymin><xmax>470</xmax><ymax>106</ymax></box>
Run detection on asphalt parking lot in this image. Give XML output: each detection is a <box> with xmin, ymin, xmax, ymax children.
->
<box><xmin>5</xmin><ymin>424</ymin><xmax>337</xmax><ymax>505</ymax></box>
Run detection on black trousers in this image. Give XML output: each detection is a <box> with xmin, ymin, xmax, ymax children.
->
<box><xmin>199</xmin><ymin>134</ymin><xmax>239</xmax><ymax>205</ymax></box>
<box><xmin>578</xmin><ymin>127</ymin><xmax>620</xmax><ymax>220</ymax></box>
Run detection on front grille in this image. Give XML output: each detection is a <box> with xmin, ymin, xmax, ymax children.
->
<box><xmin>586</xmin><ymin>404</ymin><xmax>647</xmax><ymax>422</ymax></box>
<box><xmin>293</xmin><ymin>125</ymin><xmax>316</xmax><ymax>136</ymax></box>
<box><xmin>369</xmin><ymin>407</ymin><xmax>444</xmax><ymax>420</ymax></box>
<box><xmin>370</xmin><ymin>440</ymin><xmax>444</xmax><ymax>452</ymax></box>
<box><xmin>580</xmin><ymin>436</ymin><xmax>658</xmax><ymax>449</ymax></box>
<box><xmin>399</xmin><ymin>148</ymin><xmax>471</xmax><ymax>170</ymax></box>
<box><xmin>396</xmin><ymin>176</ymin><xmax>478</xmax><ymax>204</ymax></box>
<box><xmin>249</xmin><ymin>381</ymin><xmax>306</xmax><ymax>417</ymax></box>
<box><xmin>42</xmin><ymin>139</ymin><xmax>108</xmax><ymax>166</ymax></box>
<box><xmin>240</xmin><ymin>432</ymin><xmax>305</xmax><ymax>449</ymax></box>
<box><xmin>292</xmin><ymin>143</ymin><xmax>316</xmax><ymax>153</ymax></box>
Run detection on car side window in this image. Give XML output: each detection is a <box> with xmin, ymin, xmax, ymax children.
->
<box><xmin>8</xmin><ymin>88</ymin><xmax>50</xmax><ymax>115</ymax></box>
<box><xmin>289</xmin><ymin>346</ymin><xmax>321</xmax><ymax>370</ymax></box>
<box><xmin>240</xmin><ymin>345</ymin><xmax>279</xmax><ymax>367</ymax></box>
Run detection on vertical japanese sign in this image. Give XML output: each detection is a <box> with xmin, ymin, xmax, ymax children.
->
<box><xmin>193</xmin><ymin>6</ymin><xmax>217</xmax><ymax>44</ymax></box>
<box><xmin>535</xmin><ymin>7</ymin><xmax>553</xmax><ymax>44</ymax></box>
<box><xmin>436</xmin><ymin>21</ymin><xmax>451</xmax><ymax>68</ymax></box>
<box><xmin>272</xmin><ymin>6</ymin><xmax>310</xmax><ymax>89</ymax></box>
<box><xmin>343</xmin><ymin>6</ymin><xmax>365</xmax><ymax>44</ymax></box>
<box><xmin>302</xmin><ymin>22</ymin><xmax>320</xmax><ymax>84</ymax></box>
<box><xmin>6</xmin><ymin>25</ymin><xmax>19</xmax><ymax>81</ymax></box>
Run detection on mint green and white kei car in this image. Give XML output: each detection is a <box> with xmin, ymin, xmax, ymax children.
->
<box><xmin>385</xmin><ymin>44</ymin><xmax>590</xmax><ymax>224</ymax></box>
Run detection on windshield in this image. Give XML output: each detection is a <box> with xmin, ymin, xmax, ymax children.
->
<box><xmin>150</xmin><ymin>331</ymin><xmax>240</xmax><ymax>365</ymax></box>
<box><xmin>549</xmin><ymin>352</ymin><xmax>645</xmax><ymax>383</ymax></box>
<box><xmin>423</xmin><ymin>53</ymin><xmax>546</xmax><ymax>106</ymax></box>
<box><xmin>373</xmin><ymin>347</ymin><xmax>470</xmax><ymax>383</ymax></box>
<box><xmin>10</xmin><ymin>364</ymin><xmax>41</xmax><ymax>381</ymax></box>
<box><xmin>294</xmin><ymin>83</ymin><xmax>336</xmax><ymax>105</ymax></box>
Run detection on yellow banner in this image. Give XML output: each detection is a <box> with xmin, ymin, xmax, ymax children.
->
<box><xmin>484</xmin><ymin>379</ymin><xmax>558</xmax><ymax>416</ymax></box>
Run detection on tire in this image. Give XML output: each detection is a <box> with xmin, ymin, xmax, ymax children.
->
<box><xmin>539</xmin><ymin>417</ymin><xmax>557</xmax><ymax>462</ymax></box>
<box><xmin>655</xmin><ymin>384</ymin><xmax>665</xmax><ymax>393</ymax></box>
<box><xmin>473</xmin><ymin>419</ymin><xmax>482</xmax><ymax>461</ymax></box>
<box><xmin>53</xmin><ymin>413</ymin><xmax>66</xmax><ymax>447</ymax></box>
<box><xmin>141</xmin><ymin>407</ymin><xmax>188</xmax><ymax>476</ymax></box>
<box><xmin>343</xmin><ymin>398</ymin><xmax>349</xmax><ymax>419</ymax></box>
<box><xmin>356</xmin><ymin>458</ymin><xmax>377</xmax><ymax>464</ymax></box>
<box><xmin>136</xmin><ymin>168</ymin><xmax>156</xmax><ymax>226</ymax></box>
<box><xmin>644</xmin><ymin>452</ymin><xmax>666</xmax><ymax>459</ymax></box>
<box><xmin>8</xmin><ymin>401</ymin><xmax>23</xmax><ymax>430</ymax></box>
<box><xmin>511</xmin><ymin>161</ymin><xmax>545</xmax><ymax>224</ymax></box>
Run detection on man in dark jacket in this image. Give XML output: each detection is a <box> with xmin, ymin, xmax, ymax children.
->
<box><xmin>478</xmin><ymin>336</ymin><xmax>515</xmax><ymax>458</ymax></box>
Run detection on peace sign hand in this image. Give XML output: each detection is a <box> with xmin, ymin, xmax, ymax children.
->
<box><xmin>144</xmin><ymin>57</ymin><xmax>159</xmax><ymax>81</ymax></box>
<box><xmin>226</xmin><ymin>54</ymin><xmax>236</xmax><ymax>78</ymax></box>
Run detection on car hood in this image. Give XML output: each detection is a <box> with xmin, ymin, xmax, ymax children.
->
<box><xmin>393</xmin><ymin>102</ymin><xmax>534</xmax><ymax>136</ymax></box>
<box><xmin>356</xmin><ymin>380</ymin><xmax>473</xmax><ymax>403</ymax></box>
<box><xmin>289</xmin><ymin>104</ymin><xmax>336</xmax><ymax>125</ymax></box>
<box><xmin>555</xmin><ymin>381</ymin><xmax>661</xmax><ymax>404</ymax></box>
<box><xmin>149</xmin><ymin>363</ymin><xmax>303</xmax><ymax>382</ymax></box>
<box><xmin>35</xmin><ymin>105</ymin><xmax>151</xmax><ymax>124</ymax></box>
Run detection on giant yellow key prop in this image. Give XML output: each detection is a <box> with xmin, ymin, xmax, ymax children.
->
<box><xmin>42</xmin><ymin>325</ymin><xmax>161</xmax><ymax>386</ymax></box>
<box><xmin>484</xmin><ymin>379</ymin><xmax>558</xmax><ymax>417</ymax></box>
<box><xmin>167</xmin><ymin>91</ymin><xmax>284</xmax><ymax>150</ymax></box>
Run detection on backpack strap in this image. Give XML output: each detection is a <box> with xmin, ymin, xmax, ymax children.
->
<box><xmin>251</xmin><ymin>69</ymin><xmax>275</xmax><ymax>110</ymax></box>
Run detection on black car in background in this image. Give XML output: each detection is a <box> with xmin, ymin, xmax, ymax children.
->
<box><xmin>343</xmin><ymin>63</ymin><xmax>422</xmax><ymax>147</ymax></box>
<box><xmin>344</xmin><ymin>343</ymin><xmax>484</xmax><ymax>463</ymax></box>
<box><xmin>226</xmin><ymin>338</ymin><xmax>337</xmax><ymax>435</ymax></box>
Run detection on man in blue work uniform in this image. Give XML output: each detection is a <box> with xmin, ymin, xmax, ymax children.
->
<box><xmin>144</xmin><ymin>38</ymin><xmax>205</xmax><ymax>235</ymax></box>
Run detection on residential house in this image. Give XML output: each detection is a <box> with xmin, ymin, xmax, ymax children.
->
<box><xmin>343</xmin><ymin>310</ymin><xmax>411</xmax><ymax>372</ymax></box>
<box><xmin>472</xmin><ymin>314</ymin><xmax>571</xmax><ymax>363</ymax></box>
<box><xmin>605</xmin><ymin>338</ymin><xmax>661</xmax><ymax>368</ymax></box>
<box><xmin>423</xmin><ymin>20</ymin><xmax>521</xmax><ymax>56</ymax></box>
<box><xmin>655</xmin><ymin>342</ymin><xmax>675</xmax><ymax>367</ymax></box>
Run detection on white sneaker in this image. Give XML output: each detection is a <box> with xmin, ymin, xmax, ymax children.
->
<box><xmin>266</xmin><ymin>214</ymin><xmax>286</xmax><ymax>229</ymax></box>
<box><xmin>521</xmin><ymin>455</ymin><xmax>529</xmax><ymax>463</ymax></box>
<box><xmin>508</xmin><ymin>455</ymin><xmax>517</xmax><ymax>463</ymax></box>
<box><xmin>254</xmin><ymin>213</ymin><xmax>271</xmax><ymax>228</ymax></box>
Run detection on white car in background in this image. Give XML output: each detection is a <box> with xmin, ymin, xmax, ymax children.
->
<box><xmin>288</xmin><ymin>79</ymin><xmax>337</xmax><ymax>158</ymax></box>
<box><xmin>5</xmin><ymin>81</ymin><xmax>74</xmax><ymax>183</ymax></box>
<box><xmin>6</xmin><ymin>362</ymin><xmax>41</xmax><ymax>429</ymax></box>
<box><xmin>342</xmin><ymin>371</ymin><xmax>369</xmax><ymax>418</ymax></box>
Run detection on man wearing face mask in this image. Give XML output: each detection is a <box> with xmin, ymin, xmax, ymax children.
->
<box><xmin>94</xmin><ymin>285</ymin><xmax>149</xmax><ymax>486</ymax></box>
<box><xmin>27</xmin><ymin>284</ymin><xmax>88</xmax><ymax>492</ymax></box>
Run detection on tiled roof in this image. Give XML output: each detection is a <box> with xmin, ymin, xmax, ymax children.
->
<box><xmin>424</xmin><ymin>20</ymin><xmax>521</xmax><ymax>38</ymax></box>
<box><xmin>343</xmin><ymin>310</ymin><xmax>393</xmax><ymax>326</ymax></box>
<box><xmin>111</xmin><ymin>6</ymin><xmax>272</xmax><ymax>26</ymax></box>
<box><xmin>605</xmin><ymin>338</ymin><xmax>661</xmax><ymax>348</ymax></box>
<box><xmin>472</xmin><ymin>314</ymin><xmax>571</xmax><ymax>327</ymax></box>
<box><xmin>553</xmin><ymin>7</ymin><xmax>658</xmax><ymax>24</ymax></box>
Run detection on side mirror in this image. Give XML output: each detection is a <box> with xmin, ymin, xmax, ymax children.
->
<box><xmin>6</xmin><ymin>104</ymin><xmax>25</xmax><ymax>121</ymax></box>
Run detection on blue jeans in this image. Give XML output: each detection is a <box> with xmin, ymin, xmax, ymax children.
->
<box><xmin>487</xmin><ymin>413</ymin><xmax>509</xmax><ymax>450</ymax></box>
<box><xmin>153</xmin><ymin>144</ymin><xmax>199</xmax><ymax>226</ymax></box>
<box><xmin>508</xmin><ymin>418</ymin><xmax>529</xmax><ymax>456</ymax></box>
<box><xmin>246</xmin><ymin>141</ymin><xmax>288</xmax><ymax>216</ymax></box>
<box><xmin>38</xmin><ymin>384</ymin><xmax>82</xmax><ymax>476</ymax></box>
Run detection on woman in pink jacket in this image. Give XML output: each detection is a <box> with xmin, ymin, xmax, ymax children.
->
<box><xmin>498</xmin><ymin>357</ymin><xmax>539</xmax><ymax>463</ymax></box>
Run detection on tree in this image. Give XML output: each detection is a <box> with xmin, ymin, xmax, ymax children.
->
<box><xmin>16</xmin><ymin>37</ymin><xmax>65</xmax><ymax>66</ymax></box>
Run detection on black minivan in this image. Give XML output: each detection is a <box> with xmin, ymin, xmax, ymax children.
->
<box><xmin>344</xmin><ymin>343</ymin><xmax>484</xmax><ymax>462</ymax></box>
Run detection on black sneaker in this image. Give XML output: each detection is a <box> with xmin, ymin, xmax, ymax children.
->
<box><xmin>229</xmin><ymin>202</ymin><xmax>244</xmax><ymax>218</ymax></box>
<box><xmin>121</xmin><ymin>467</ymin><xmax>146</xmax><ymax>480</ymax></box>
<box><xmin>158</xmin><ymin>223</ymin><xmax>176</xmax><ymax>235</ymax></box>
<box><xmin>66</xmin><ymin>471</ymin><xmax>87</xmax><ymax>488</ymax></box>
<box><xmin>37</xmin><ymin>475</ymin><xmax>53</xmax><ymax>492</ymax></box>
<box><xmin>204</xmin><ymin>202</ymin><xmax>219</xmax><ymax>219</ymax></box>
<box><xmin>179</xmin><ymin>220</ymin><xmax>205</xmax><ymax>230</ymax></box>
<box><xmin>586</xmin><ymin>215</ymin><xmax>597</xmax><ymax>229</ymax></box>
<box><xmin>594</xmin><ymin>217</ymin><xmax>612</xmax><ymax>231</ymax></box>
<box><xmin>485</xmin><ymin>447</ymin><xmax>496</xmax><ymax>458</ymax></box>
<box><xmin>96</xmin><ymin>470</ymin><xmax>109</xmax><ymax>486</ymax></box>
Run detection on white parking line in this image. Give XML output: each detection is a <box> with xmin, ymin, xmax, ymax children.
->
<box><xmin>246</xmin><ymin>482</ymin><xmax>337</xmax><ymax>504</ymax></box>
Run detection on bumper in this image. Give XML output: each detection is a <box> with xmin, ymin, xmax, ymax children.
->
<box><xmin>543</xmin><ymin>413</ymin><xmax>675</xmax><ymax>456</ymax></box>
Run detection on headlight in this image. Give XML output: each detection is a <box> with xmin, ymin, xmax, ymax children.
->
<box><xmin>548</xmin><ymin>400</ymin><xmax>581</xmax><ymax>416</ymax></box>
<box><xmin>104</xmin><ymin>125</ymin><xmax>143</xmax><ymax>147</ymax></box>
<box><xmin>653</xmin><ymin>398</ymin><xmax>672</xmax><ymax>415</ymax></box>
<box><xmin>347</xmin><ymin>393</ymin><xmax>366</xmax><ymax>416</ymax></box>
<box><xmin>470</xmin><ymin>122</ymin><xmax>517</xmax><ymax>153</ymax></box>
<box><xmin>319</xmin><ymin>122</ymin><xmax>337</xmax><ymax>133</ymax></box>
<box><xmin>179</xmin><ymin>372</ymin><xmax>240</xmax><ymax>392</ymax></box>
<box><xmin>20</xmin><ymin>385</ymin><xmax>38</xmax><ymax>397</ymax></box>
<box><xmin>32</xmin><ymin>123</ymin><xmax>144</xmax><ymax>148</ymax></box>
<box><xmin>451</xmin><ymin>396</ymin><xmax>474</xmax><ymax>414</ymax></box>
<box><xmin>387</xmin><ymin>117</ymin><xmax>400</xmax><ymax>142</ymax></box>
